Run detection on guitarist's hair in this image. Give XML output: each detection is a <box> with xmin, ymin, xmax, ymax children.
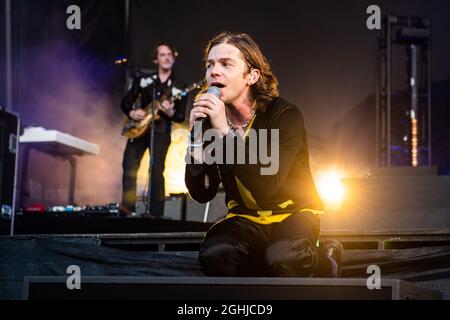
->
<box><xmin>203</xmin><ymin>32</ymin><xmax>279</xmax><ymax>111</ymax></box>
<box><xmin>152</xmin><ymin>41</ymin><xmax>179</xmax><ymax>61</ymax></box>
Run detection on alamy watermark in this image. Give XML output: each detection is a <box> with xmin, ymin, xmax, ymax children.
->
<box><xmin>66</xmin><ymin>5</ymin><xmax>81</xmax><ymax>30</ymax></box>
<box><xmin>66</xmin><ymin>265</ymin><xmax>81</xmax><ymax>290</ymax></box>
<box><xmin>366</xmin><ymin>5</ymin><xmax>381</xmax><ymax>30</ymax></box>
<box><xmin>366</xmin><ymin>265</ymin><xmax>381</xmax><ymax>290</ymax></box>
<box><xmin>184</xmin><ymin>125</ymin><xmax>280</xmax><ymax>176</ymax></box>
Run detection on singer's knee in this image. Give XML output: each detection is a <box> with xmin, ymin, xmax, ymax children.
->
<box><xmin>266</xmin><ymin>238</ymin><xmax>318</xmax><ymax>277</ymax></box>
<box><xmin>199</xmin><ymin>238</ymin><xmax>248</xmax><ymax>276</ymax></box>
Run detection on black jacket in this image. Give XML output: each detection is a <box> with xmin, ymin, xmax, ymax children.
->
<box><xmin>121</xmin><ymin>72</ymin><xmax>187</xmax><ymax>134</ymax></box>
<box><xmin>185</xmin><ymin>97</ymin><xmax>324</xmax><ymax>218</ymax></box>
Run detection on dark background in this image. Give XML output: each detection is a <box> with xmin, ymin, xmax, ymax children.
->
<box><xmin>1</xmin><ymin>0</ymin><xmax>449</xmax><ymax>206</ymax></box>
<box><xmin>128</xmin><ymin>0</ymin><xmax>450</xmax><ymax>174</ymax></box>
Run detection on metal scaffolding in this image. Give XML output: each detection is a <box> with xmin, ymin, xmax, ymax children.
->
<box><xmin>376</xmin><ymin>15</ymin><xmax>432</xmax><ymax>167</ymax></box>
<box><xmin>5</xmin><ymin>0</ymin><xmax>12</xmax><ymax>111</ymax></box>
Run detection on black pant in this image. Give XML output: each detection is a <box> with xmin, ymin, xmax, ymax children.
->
<box><xmin>199</xmin><ymin>213</ymin><xmax>321</xmax><ymax>277</ymax></box>
<box><xmin>121</xmin><ymin>131</ymin><xmax>171</xmax><ymax>216</ymax></box>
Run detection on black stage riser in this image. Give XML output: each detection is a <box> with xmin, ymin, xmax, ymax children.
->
<box><xmin>24</xmin><ymin>277</ymin><xmax>442</xmax><ymax>300</ymax></box>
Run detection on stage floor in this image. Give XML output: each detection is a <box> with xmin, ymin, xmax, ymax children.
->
<box><xmin>1</xmin><ymin>231</ymin><xmax>450</xmax><ymax>300</ymax></box>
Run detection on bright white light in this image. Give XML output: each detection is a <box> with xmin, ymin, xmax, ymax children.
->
<box><xmin>315</xmin><ymin>169</ymin><xmax>345</xmax><ymax>211</ymax></box>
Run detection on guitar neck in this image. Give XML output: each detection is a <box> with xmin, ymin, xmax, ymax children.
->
<box><xmin>169</xmin><ymin>95</ymin><xmax>182</xmax><ymax>103</ymax></box>
<box><xmin>161</xmin><ymin>82</ymin><xmax>201</xmax><ymax>105</ymax></box>
<box><xmin>169</xmin><ymin>86</ymin><xmax>196</xmax><ymax>103</ymax></box>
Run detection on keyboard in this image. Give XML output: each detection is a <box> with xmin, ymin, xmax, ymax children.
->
<box><xmin>19</xmin><ymin>127</ymin><xmax>100</xmax><ymax>156</ymax></box>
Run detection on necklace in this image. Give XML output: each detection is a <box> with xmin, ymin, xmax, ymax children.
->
<box><xmin>227</xmin><ymin>109</ymin><xmax>256</xmax><ymax>130</ymax></box>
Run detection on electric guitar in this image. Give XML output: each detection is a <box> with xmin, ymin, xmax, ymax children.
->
<box><xmin>121</xmin><ymin>80</ymin><xmax>203</xmax><ymax>139</ymax></box>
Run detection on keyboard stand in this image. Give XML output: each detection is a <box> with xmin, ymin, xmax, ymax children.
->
<box><xmin>19</xmin><ymin>127</ymin><xmax>100</xmax><ymax>208</ymax></box>
<box><xmin>20</xmin><ymin>144</ymin><xmax>79</xmax><ymax>206</ymax></box>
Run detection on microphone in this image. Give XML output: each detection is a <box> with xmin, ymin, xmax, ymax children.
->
<box><xmin>206</xmin><ymin>85</ymin><xmax>221</xmax><ymax>99</ymax></box>
<box><xmin>190</xmin><ymin>86</ymin><xmax>222</xmax><ymax>143</ymax></box>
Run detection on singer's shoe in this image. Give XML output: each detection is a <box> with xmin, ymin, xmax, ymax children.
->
<box><xmin>315</xmin><ymin>240</ymin><xmax>344</xmax><ymax>278</ymax></box>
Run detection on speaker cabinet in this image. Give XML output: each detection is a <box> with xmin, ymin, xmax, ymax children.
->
<box><xmin>163</xmin><ymin>191</ymin><xmax>227</xmax><ymax>223</ymax></box>
<box><xmin>0</xmin><ymin>108</ymin><xmax>19</xmax><ymax>218</ymax></box>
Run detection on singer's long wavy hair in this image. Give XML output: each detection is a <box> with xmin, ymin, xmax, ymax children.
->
<box><xmin>203</xmin><ymin>32</ymin><xmax>279</xmax><ymax>111</ymax></box>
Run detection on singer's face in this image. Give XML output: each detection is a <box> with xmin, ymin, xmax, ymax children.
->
<box><xmin>205</xmin><ymin>43</ymin><xmax>252</xmax><ymax>105</ymax></box>
<box><xmin>154</xmin><ymin>45</ymin><xmax>175</xmax><ymax>70</ymax></box>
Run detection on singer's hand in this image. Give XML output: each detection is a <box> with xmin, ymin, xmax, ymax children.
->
<box><xmin>129</xmin><ymin>109</ymin><xmax>147</xmax><ymax>121</ymax></box>
<box><xmin>193</xmin><ymin>93</ymin><xmax>230</xmax><ymax>137</ymax></box>
<box><xmin>189</xmin><ymin>97</ymin><xmax>211</xmax><ymax>132</ymax></box>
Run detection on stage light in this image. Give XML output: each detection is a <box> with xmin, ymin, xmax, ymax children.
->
<box><xmin>315</xmin><ymin>169</ymin><xmax>345</xmax><ymax>212</ymax></box>
<box><xmin>411</xmin><ymin>117</ymin><xmax>418</xmax><ymax>167</ymax></box>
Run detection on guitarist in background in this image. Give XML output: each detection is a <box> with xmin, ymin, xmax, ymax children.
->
<box><xmin>120</xmin><ymin>41</ymin><xmax>187</xmax><ymax>217</ymax></box>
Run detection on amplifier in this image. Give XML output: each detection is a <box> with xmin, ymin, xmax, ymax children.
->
<box><xmin>0</xmin><ymin>108</ymin><xmax>19</xmax><ymax>219</ymax></box>
<box><xmin>162</xmin><ymin>192</ymin><xmax>227</xmax><ymax>223</ymax></box>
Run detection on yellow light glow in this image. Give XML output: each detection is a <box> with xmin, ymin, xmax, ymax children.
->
<box><xmin>164</xmin><ymin>126</ymin><xmax>189</xmax><ymax>194</ymax></box>
<box><xmin>315</xmin><ymin>169</ymin><xmax>345</xmax><ymax>212</ymax></box>
<box><xmin>137</xmin><ymin>124</ymin><xmax>189</xmax><ymax>196</ymax></box>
